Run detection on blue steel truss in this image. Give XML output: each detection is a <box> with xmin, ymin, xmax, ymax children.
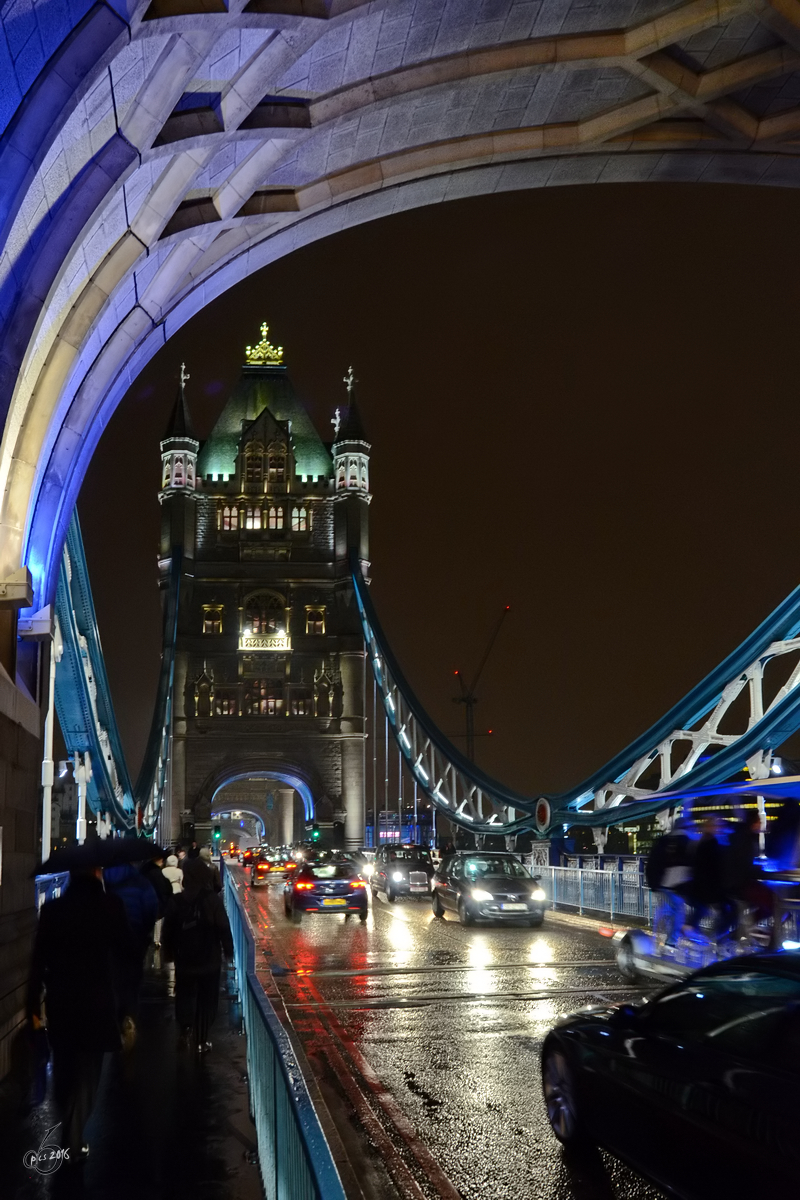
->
<box><xmin>54</xmin><ymin>513</ymin><xmax>179</xmax><ymax>834</ymax></box>
<box><xmin>352</xmin><ymin>554</ymin><xmax>800</xmax><ymax>836</ymax></box>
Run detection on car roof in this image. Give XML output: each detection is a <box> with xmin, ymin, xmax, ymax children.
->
<box><xmin>701</xmin><ymin>950</ymin><xmax>800</xmax><ymax>980</ymax></box>
<box><xmin>454</xmin><ymin>850</ymin><xmax>519</xmax><ymax>859</ymax></box>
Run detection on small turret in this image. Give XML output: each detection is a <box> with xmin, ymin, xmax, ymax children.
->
<box><xmin>332</xmin><ymin>366</ymin><xmax>370</xmax><ymax>569</ymax></box>
<box><xmin>160</xmin><ymin>363</ymin><xmax>199</xmax><ymax>498</ymax></box>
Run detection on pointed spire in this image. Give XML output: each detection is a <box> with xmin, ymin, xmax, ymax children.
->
<box><xmin>163</xmin><ymin>363</ymin><xmax>197</xmax><ymax>442</ymax></box>
<box><xmin>336</xmin><ymin>365</ymin><xmax>368</xmax><ymax>442</ymax></box>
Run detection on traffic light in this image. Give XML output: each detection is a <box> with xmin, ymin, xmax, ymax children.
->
<box><xmin>213</xmin><ymin>825</ymin><xmax>221</xmax><ymax>841</ymax></box>
<box><xmin>311</xmin><ymin>822</ymin><xmax>320</xmax><ymax>842</ymax></box>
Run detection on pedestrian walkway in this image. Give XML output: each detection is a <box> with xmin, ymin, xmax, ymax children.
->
<box><xmin>0</xmin><ymin>953</ymin><xmax>263</xmax><ymax>1200</ymax></box>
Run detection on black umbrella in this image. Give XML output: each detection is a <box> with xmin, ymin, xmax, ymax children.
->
<box><xmin>37</xmin><ymin>837</ymin><xmax>166</xmax><ymax>876</ymax></box>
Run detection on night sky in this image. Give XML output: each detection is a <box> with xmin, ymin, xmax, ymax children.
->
<box><xmin>78</xmin><ymin>182</ymin><xmax>800</xmax><ymax>800</ymax></box>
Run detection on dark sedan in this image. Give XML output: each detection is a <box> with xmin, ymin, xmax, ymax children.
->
<box><xmin>431</xmin><ymin>852</ymin><xmax>546</xmax><ymax>926</ymax></box>
<box><xmin>371</xmin><ymin>845</ymin><xmax>434</xmax><ymax>902</ymax></box>
<box><xmin>541</xmin><ymin>952</ymin><xmax>800</xmax><ymax>1199</ymax></box>
<box><xmin>284</xmin><ymin>861</ymin><xmax>368</xmax><ymax>922</ymax></box>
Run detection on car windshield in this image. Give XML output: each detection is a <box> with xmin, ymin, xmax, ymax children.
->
<box><xmin>389</xmin><ymin>849</ymin><xmax>431</xmax><ymax>863</ymax></box>
<box><xmin>463</xmin><ymin>857</ymin><xmax>529</xmax><ymax>879</ymax></box>
<box><xmin>304</xmin><ymin>865</ymin><xmax>356</xmax><ymax>880</ymax></box>
<box><xmin>643</xmin><ymin>969</ymin><xmax>800</xmax><ymax>1051</ymax></box>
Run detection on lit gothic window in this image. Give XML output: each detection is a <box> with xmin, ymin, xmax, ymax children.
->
<box><xmin>268</xmin><ymin>444</ymin><xmax>286</xmax><ymax>489</ymax></box>
<box><xmin>268</xmin><ymin>506</ymin><xmax>284</xmax><ymax>531</ymax></box>
<box><xmin>245</xmin><ymin>506</ymin><xmax>262</xmax><ymax>530</ymax></box>
<box><xmin>244</xmin><ymin>441</ymin><xmax>263</xmax><ymax>485</ymax></box>
<box><xmin>245</xmin><ymin>593</ymin><xmax>284</xmax><ymax>635</ymax></box>
<box><xmin>222</xmin><ymin>506</ymin><xmax>238</xmax><ymax>531</ymax></box>
<box><xmin>202</xmin><ymin>608</ymin><xmax>223</xmax><ymax>635</ymax></box>
<box><xmin>291</xmin><ymin>506</ymin><xmax>307</xmax><ymax>532</ymax></box>
<box><xmin>305</xmin><ymin>608</ymin><xmax>325</xmax><ymax>635</ymax></box>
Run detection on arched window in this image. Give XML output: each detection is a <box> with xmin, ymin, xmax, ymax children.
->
<box><xmin>173</xmin><ymin>455</ymin><xmax>184</xmax><ymax>486</ymax></box>
<box><xmin>186</xmin><ymin>458</ymin><xmax>195</xmax><ymax>487</ymax></box>
<box><xmin>348</xmin><ymin>461</ymin><xmax>358</xmax><ymax>488</ymax></box>
<box><xmin>268</xmin><ymin>443</ymin><xmax>286</xmax><ymax>489</ymax></box>
<box><xmin>291</xmin><ymin>507</ymin><xmax>307</xmax><ymax>532</ymax></box>
<box><xmin>244</xmin><ymin>441</ymin><xmax>263</xmax><ymax>485</ymax></box>
<box><xmin>215</xmin><ymin>693</ymin><xmax>237</xmax><ymax>716</ymax></box>
<box><xmin>268</xmin><ymin>506</ymin><xmax>284</xmax><ymax>531</ymax></box>
<box><xmin>305</xmin><ymin>608</ymin><xmax>325</xmax><ymax>635</ymax></box>
<box><xmin>202</xmin><ymin>607</ymin><xmax>223</xmax><ymax>635</ymax></box>
<box><xmin>360</xmin><ymin>464</ymin><xmax>368</xmax><ymax>489</ymax></box>
<box><xmin>162</xmin><ymin>459</ymin><xmax>171</xmax><ymax>488</ymax></box>
<box><xmin>245</xmin><ymin>592</ymin><xmax>284</xmax><ymax>636</ymax></box>
<box><xmin>336</xmin><ymin>465</ymin><xmax>346</xmax><ymax>491</ymax></box>
<box><xmin>245</xmin><ymin>506</ymin><xmax>262</xmax><ymax>530</ymax></box>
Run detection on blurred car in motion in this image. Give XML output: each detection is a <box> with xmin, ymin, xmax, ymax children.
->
<box><xmin>250</xmin><ymin>851</ymin><xmax>296</xmax><ymax>885</ymax></box>
<box><xmin>241</xmin><ymin>848</ymin><xmax>257</xmax><ymax>867</ymax></box>
<box><xmin>431</xmin><ymin>852</ymin><xmax>546</xmax><ymax>926</ymax></box>
<box><xmin>371</xmin><ymin>845</ymin><xmax>434</xmax><ymax>902</ymax></box>
<box><xmin>284</xmin><ymin>860</ymin><xmax>368</xmax><ymax>922</ymax></box>
<box><xmin>541</xmin><ymin>952</ymin><xmax>800</xmax><ymax>1198</ymax></box>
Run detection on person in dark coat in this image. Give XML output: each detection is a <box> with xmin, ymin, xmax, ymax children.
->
<box><xmin>687</xmin><ymin>818</ymin><xmax>732</xmax><ymax>935</ymax></box>
<box><xmin>141</xmin><ymin>853</ymin><xmax>173</xmax><ymax>946</ymax></box>
<box><xmin>198</xmin><ymin>846</ymin><xmax>222</xmax><ymax>892</ymax></box>
<box><xmin>162</xmin><ymin>858</ymin><xmax>233</xmax><ymax>1053</ymax></box>
<box><xmin>187</xmin><ymin>840</ymin><xmax>200</xmax><ymax>860</ymax></box>
<box><xmin>26</xmin><ymin>867</ymin><xmax>133</xmax><ymax>1159</ymax></box>
<box><xmin>103</xmin><ymin>862</ymin><xmax>159</xmax><ymax>1038</ymax></box>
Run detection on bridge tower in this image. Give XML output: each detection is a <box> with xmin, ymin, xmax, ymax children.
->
<box><xmin>163</xmin><ymin>327</ymin><xmax>369</xmax><ymax>849</ymax></box>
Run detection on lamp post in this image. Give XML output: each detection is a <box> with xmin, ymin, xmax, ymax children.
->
<box><xmin>73</xmin><ymin>751</ymin><xmax>92</xmax><ymax>845</ymax></box>
<box><xmin>18</xmin><ymin>605</ymin><xmax>61</xmax><ymax>862</ymax></box>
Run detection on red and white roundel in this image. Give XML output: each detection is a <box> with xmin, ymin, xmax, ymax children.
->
<box><xmin>535</xmin><ymin>799</ymin><xmax>551</xmax><ymax>832</ymax></box>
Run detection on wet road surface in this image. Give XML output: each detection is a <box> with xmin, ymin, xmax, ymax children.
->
<box><xmin>233</xmin><ymin>867</ymin><xmax>667</xmax><ymax>1200</ymax></box>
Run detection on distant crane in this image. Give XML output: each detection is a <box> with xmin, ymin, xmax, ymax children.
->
<box><xmin>452</xmin><ymin>605</ymin><xmax>511</xmax><ymax>762</ymax></box>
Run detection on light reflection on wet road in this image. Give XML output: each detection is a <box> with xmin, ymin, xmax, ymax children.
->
<box><xmin>235</xmin><ymin>868</ymin><xmax>666</xmax><ymax>1200</ymax></box>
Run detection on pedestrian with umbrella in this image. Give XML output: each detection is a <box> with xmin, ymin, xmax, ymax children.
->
<box><xmin>26</xmin><ymin>838</ymin><xmax>161</xmax><ymax>1164</ymax></box>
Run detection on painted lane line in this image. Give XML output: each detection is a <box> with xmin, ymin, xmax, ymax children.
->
<box><xmin>290</xmin><ymin>968</ymin><xmax>464</xmax><ymax>1200</ymax></box>
<box><xmin>284</xmin><ymin>984</ymin><xmax>656</xmax><ymax>1010</ymax></box>
<box><xmin>277</xmin><ymin>958</ymin><xmax>617</xmax><ymax>979</ymax></box>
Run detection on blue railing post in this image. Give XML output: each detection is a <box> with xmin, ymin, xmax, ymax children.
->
<box><xmin>579</xmin><ymin>871</ymin><xmax>584</xmax><ymax>915</ymax></box>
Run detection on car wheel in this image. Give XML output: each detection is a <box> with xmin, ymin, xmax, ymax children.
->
<box><xmin>359</xmin><ymin>907</ymin><xmax>368</xmax><ymax>923</ymax></box>
<box><xmin>458</xmin><ymin>899</ymin><xmax>473</xmax><ymax>926</ymax></box>
<box><xmin>616</xmin><ymin>933</ymin><xmax>639</xmax><ymax>982</ymax></box>
<box><xmin>431</xmin><ymin>891</ymin><xmax>445</xmax><ymax>918</ymax></box>
<box><xmin>284</xmin><ymin>902</ymin><xmax>292</xmax><ymax>918</ymax></box>
<box><xmin>386</xmin><ymin>883</ymin><xmax>396</xmax><ymax>904</ymax></box>
<box><xmin>542</xmin><ymin>1043</ymin><xmax>585</xmax><ymax>1145</ymax></box>
<box><xmin>291</xmin><ymin>908</ymin><xmax>303</xmax><ymax>925</ymax></box>
<box><xmin>529</xmin><ymin>915</ymin><xmax>544</xmax><ymax>928</ymax></box>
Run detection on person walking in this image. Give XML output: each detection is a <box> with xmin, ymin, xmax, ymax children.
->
<box><xmin>187</xmin><ymin>840</ymin><xmax>200</xmax><ymax>860</ymax></box>
<box><xmin>140</xmin><ymin>852</ymin><xmax>173</xmax><ymax>947</ymax></box>
<box><xmin>26</xmin><ymin>866</ymin><xmax>133</xmax><ymax>1162</ymax></box>
<box><xmin>162</xmin><ymin>858</ymin><xmax>233</xmax><ymax>1053</ymax></box>
<box><xmin>103</xmin><ymin>862</ymin><xmax>159</xmax><ymax>1045</ymax></box>
<box><xmin>199</xmin><ymin>846</ymin><xmax>222</xmax><ymax>893</ymax></box>
<box><xmin>162</xmin><ymin>853</ymin><xmax>184</xmax><ymax>894</ymax></box>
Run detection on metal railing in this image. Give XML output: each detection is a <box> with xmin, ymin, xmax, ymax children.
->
<box><xmin>222</xmin><ymin>862</ymin><xmax>347</xmax><ymax>1200</ymax></box>
<box><xmin>34</xmin><ymin>872</ymin><xmax>70</xmax><ymax>910</ymax></box>
<box><xmin>535</xmin><ymin>865</ymin><xmax>654</xmax><ymax>923</ymax></box>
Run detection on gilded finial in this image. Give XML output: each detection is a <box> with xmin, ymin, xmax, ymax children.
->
<box><xmin>244</xmin><ymin>322</ymin><xmax>285</xmax><ymax>366</ymax></box>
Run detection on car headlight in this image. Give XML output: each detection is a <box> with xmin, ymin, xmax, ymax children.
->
<box><xmin>531</xmin><ymin>888</ymin><xmax>546</xmax><ymax>901</ymax></box>
<box><xmin>471</xmin><ymin>888</ymin><xmax>493</xmax><ymax>902</ymax></box>
<box><xmin>392</xmin><ymin>872</ymin><xmax>404</xmax><ymax>883</ymax></box>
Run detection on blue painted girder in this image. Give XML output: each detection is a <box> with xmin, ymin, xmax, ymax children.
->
<box><xmin>353</xmin><ymin>554</ymin><xmax>800</xmax><ymax>833</ymax></box>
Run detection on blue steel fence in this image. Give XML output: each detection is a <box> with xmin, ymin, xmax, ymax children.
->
<box><xmin>536</xmin><ymin>865</ymin><xmax>654</xmax><ymax>923</ymax></box>
<box><xmin>221</xmin><ymin>862</ymin><xmax>347</xmax><ymax>1200</ymax></box>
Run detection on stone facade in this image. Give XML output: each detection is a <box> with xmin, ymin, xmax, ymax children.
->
<box><xmin>0</xmin><ymin>670</ymin><xmax>41</xmax><ymax>1088</ymax></box>
<box><xmin>161</xmin><ymin>349</ymin><xmax>370</xmax><ymax>849</ymax></box>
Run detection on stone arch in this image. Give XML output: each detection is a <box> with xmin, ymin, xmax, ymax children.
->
<box><xmin>7</xmin><ymin>1</ymin><xmax>800</xmax><ymax>607</ymax></box>
<box><xmin>199</xmin><ymin>762</ymin><xmax>316</xmax><ymax>823</ymax></box>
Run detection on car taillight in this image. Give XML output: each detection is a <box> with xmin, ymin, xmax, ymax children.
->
<box><xmin>295</xmin><ymin>881</ymin><xmax>314</xmax><ymax>890</ymax></box>
<box><xmin>350</xmin><ymin>879</ymin><xmax>367</xmax><ymax>888</ymax></box>
<box><xmin>284</xmin><ymin>862</ymin><xmax>296</xmax><ymax>870</ymax></box>
<box><xmin>257</xmin><ymin>865</ymin><xmax>268</xmax><ymax>872</ymax></box>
